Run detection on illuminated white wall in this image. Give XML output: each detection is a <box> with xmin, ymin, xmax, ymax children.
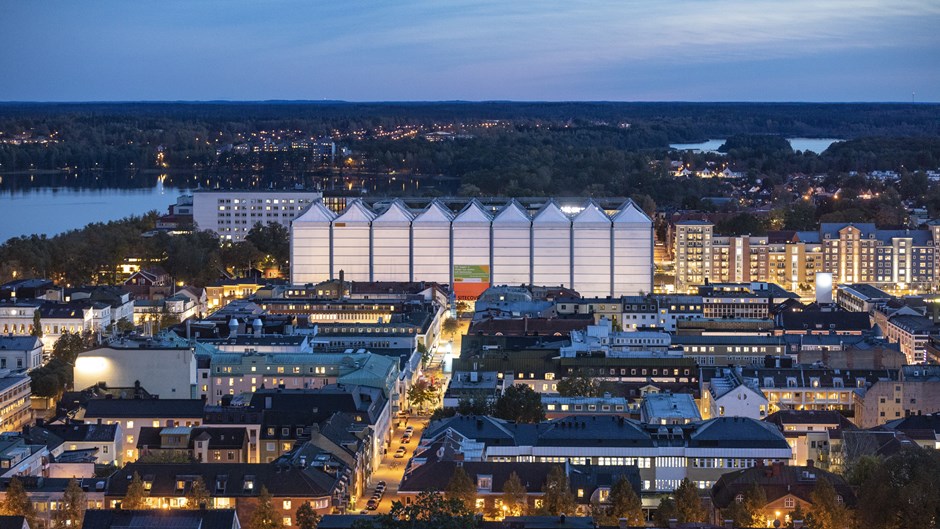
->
<box><xmin>532</xmin><ymin>202</ymin><xmax>572</xmax><ymax>288</ymax></box>
<box><xmin>572</xmin><ymin>203</ymin><xmax>613</xmax><ymax>297</ymax></box>
<box><xmin>331</xmin><ymin>200</ymin><xmax>375</xmax><ymax>282</ymax></box>
<box><xmin>74</xmin><ymin>346</ymin><xmax>197</xmax><ymax>398</ymax></box>
<box><xmin>491</xmin><ymin>201</ymin><xmax>532</xmax><ymax>285</ymax></box>
<box><xmin>372</xmin><ymin>201</ymin><xmax>414</xmax><ymax>281</ymax></box>
<box><xmin>412</xmin><ymin>201</ymin><xmax>453</xmax><ymax>284</ymax></box>
<box><xmin>815</xmin><ymin>273</ymin><xmax>833</xmax><ymax>304</ymax></box>
<box><xmin>291</xmin><ymin>202</ymin><xmax>335</xmax><ymax>285</ymax></box>
<box><xmin>612</xmin><ymin>202</ymin><xmax>654</xmax><ymax>295</ymax></box>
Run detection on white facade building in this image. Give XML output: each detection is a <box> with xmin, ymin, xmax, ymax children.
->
<box><xmin>291</xmin><ymin>198</ymin><xmax>653</xmax><ymax>298</ymax></box>
<box><xmin>193</xmin><ymin>190</ymin><xmax>323</xmax><ymax>241</ymax></box>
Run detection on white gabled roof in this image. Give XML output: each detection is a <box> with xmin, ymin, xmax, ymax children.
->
<box><xmin>572</xmin><ymin>201</ymin><xmax>611</xmax><ymax>226</ymax></box>
<box><xmin>611</xmin><ymin>200</ymin><xmax>652</xmax><ymax>225</ymax></box>
<box><xmin>292</xmin><ymin>199</ymin><xmax>336</xmax><ymax>224</ymax></box>
<box><xmin>531</xmin><ymin>200</ymin><xmax>570</xmax><ymax>225</ymax></box>
<box><xmin>412</xmin><ymin>199</ymin><xmax>455</xmax><ymax>224</ymax></box>
<box><xmin>492</xmin><ymin>200</ymin><xmax>531</xmax><ymax>225</ymax></box>
<box><xmin>452</xmin><ymin>199</ymin><xmax>492</xmax><ymax>224</ymax></box>
<box><xmin>334</xmin><ymin>198</ymin><xmax>376</xmax><ymax>224</ymax></box>
<box><xmin>372</xmin><ymin>199</ymin><xmax>415</xmax><ymax>224</ymax></box>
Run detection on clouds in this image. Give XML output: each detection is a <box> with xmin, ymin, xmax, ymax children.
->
<box><xmin>1</xmin><ymin>0</ymin><xmax>938</xmax><ymax>101</ymax></box>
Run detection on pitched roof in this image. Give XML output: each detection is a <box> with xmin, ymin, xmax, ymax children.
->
<box><xmin>84</xmin><ymin>399</ymin><xmax>205</xmax><ymax>419</ymax></box>
<box><xmin>82</xmin><ymin>510</ymin><xmax>239</xmax><ymax>529</ymax></box>
<box><xmin>107</xmin><ymin>463</ymin><xmax>338</xmax><ymax>499</ymax></box>
<box><xmin>712</xmin><ymin>464</ymin><xmax>855</xmax><ymax>508</ymax></box>
<box><xmin>42</xmin><ymin>423</ymin><xmax>119</xmax><ymax>443</ymax></box>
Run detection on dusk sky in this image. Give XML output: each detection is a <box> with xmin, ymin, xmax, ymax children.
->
<box><xmin>3</xmin><ymin>0</ymin><xmax>939</xmax><ymax>102</ymax></box>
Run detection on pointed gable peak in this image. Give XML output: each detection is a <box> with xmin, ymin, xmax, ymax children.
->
<box><xmin>413</xmin><ymin>199</ymin><xmax>455</xmax><ymax>224</ymax></box>
<box><xmin>532</xmin><ymin>200</ymin><xmax>570</xmax><ymax>225</ymax></box>
<box><xmin>453</xmin><ymin>199</ymin><xmax>492</xmax><ymax>224</ymax></box>
<box><xmin>492</xmin><ymin>200</ymin><xmax>530</xmax><ymax>224</ymax></box>
<box><xmin>334</xmin><ymin>198</ymin><xmax>376</xmax><ymax>223</ymax></box>
<box><xmin>572</xmin><ymin>201</ymin><xmax>611</xmax><ymax>224</ymax></box>
<box><xmin>373</xmin><ymin>199</ymin><xmax>415</xmax><ymax>223</ymax></box>
<box><xmin>612</xmin><ymin>200</ymin><xmax>652</xmax><ymax>224</ymax></box>
<box><xmin>293</xmin><ymin>199</ymin><xmax>336</xmax><ymax>223</ymax></box>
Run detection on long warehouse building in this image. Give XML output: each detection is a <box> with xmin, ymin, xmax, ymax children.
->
<box><xmin>291</xmin><ymin>198</ymin><xmax>653</xmax><ymax>299</ymax></box>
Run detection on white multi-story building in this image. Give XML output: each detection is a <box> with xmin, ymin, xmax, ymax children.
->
<box><xmin>292</xmin><ymin>198</ymin><xmax>654</xmax><ymax>299</ymax></box>
<box><xmin>193</xmin><ymin>190</ymin><xmax>323</xmax><ymax>242</ymax></box>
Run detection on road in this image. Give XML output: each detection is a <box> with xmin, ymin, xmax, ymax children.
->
<box><xmin>353</xmin><ymin>414</ymin><xmax>431</xmax><ymax>513</ymax></box>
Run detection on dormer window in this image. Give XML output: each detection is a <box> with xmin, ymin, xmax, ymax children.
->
<box><xmin>477</xmin><ymin>475</ymin><xmax>492</xmax><ymax>492</ymax></box>
<box><xmin>215</xmin><ymin>476</ymin><xmax>227</xmax><ymax>493</ymax></box>
<box><xmin>244</xmin><ymin>476</ymin><xmax>255</xmax><ymax>491</ymax></box>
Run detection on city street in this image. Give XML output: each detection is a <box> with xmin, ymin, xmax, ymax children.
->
<box><xmin>353</xmin><ymin>414</ymin><xmax>431</xmax><ymax>513</ymax></box>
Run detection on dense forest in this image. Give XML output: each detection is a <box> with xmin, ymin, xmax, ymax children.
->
<box><xmin>1</xmin><ymin>101</ymin><xmax>939</xmax><ymax>175</ymax></box>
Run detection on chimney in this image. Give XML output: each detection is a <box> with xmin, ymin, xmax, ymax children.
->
<box><xmin>806</xmin><ymin>459</ymin><xmax>814</xmax><ymax>468</ymax></box>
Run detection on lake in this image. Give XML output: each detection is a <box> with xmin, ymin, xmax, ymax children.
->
<box><xmin>669</xmin><ymin>138</ymin><xmax>843</xmax><ymax>154</ymax></box>
<box><xmin>0</xmin><ymin>180</ymin><xmax>188</xmax><ymax>241</ymax></box>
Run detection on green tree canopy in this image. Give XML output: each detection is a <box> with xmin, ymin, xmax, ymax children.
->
<box><xmin>540</xmin><ymin>466</ymin><xmax>576</xmax><ymax>516</ymax></box>
<box><xmin>369</xmin><ymin>491</ymin><xmax>475</xmax><ymax>529</ymax></box>
<box><xmin>185</xmin><ymin>477</ymin><xmax>211</xmax><ymax>509</ymax></box>
<box><xmin>556</xmin><ymin>376</ymin><xmax>600</xmax><ymax>397</ymax></box>
<box><xmin>673</xmin><ymin>478</ymin><xmax>706</xmax><ymax>523</ymax></box>
<box><xmin>122</xmin><ymin>472</ymin><xmax>148</xmax><ymax>510</ymax></box>
<box><xmin>446</xmin><ymin>466</ymin><xmax>477</xmax><ymax>512</ymax></box>
<box><xmin>807</xmin><ymin>477</ymin><xmax>851</xmax><ymax>529</ymax></box>
<box><xmin>248</xmin><ymin>486</ymin><xmax>279</xmax><ymax>529</ymax></box>
<box><xmin>53</xmin><ymin>479</ymin><xmax>86</xmax><ymax>529</ymax></box>
<box><xmin>295</xmin><ymin>502</ymin><xmax>321</xmax><ymax>529</ymax></box>
<box><xmin>502</xmin><ymin>471</ymin><xmax>528</xmax><ymax>517</ymax></box>
<box><xmin>493</xmin><ymin>384</ymin><xmax>545</xmax><ymax>424</ymax></box>
<box><xmin>607</xmin><ymin>477</ymin><xmax>643</xmax><ymax>526</ymax></box>
<box><xmin>0</xmin><ymin>477</ymin><xmax>39</xmax><ymax>529</ymax></box>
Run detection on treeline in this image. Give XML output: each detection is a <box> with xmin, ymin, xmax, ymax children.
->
<box><xmin>1</xmin><ymin>102</ymin><xmax>939</xmax><ymax>173</ymax></box>
<box><xmin>0</xmin><ymin>216</ymin><xmax>289</xmax><ymax>287</ymax></box>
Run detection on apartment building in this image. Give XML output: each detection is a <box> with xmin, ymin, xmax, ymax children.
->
<box><xmin>422</xmin><ymin>415</ymin><xmax>791</xmax><ymax>493</ymax></box>
<box><xmin>193</xmin><ymin>190</ymin><xmax>323</xmax><ymax>242</ymax></box>
<box><xmin>674</xmin><ymin>221</ymin><xmax>940</xmax><ymax>293</ymax></box>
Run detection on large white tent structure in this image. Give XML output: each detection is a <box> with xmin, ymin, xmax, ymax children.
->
<box><xmin>291</xmin><ymin>197</ymin><xmax>653</xmax><ymax>298</ymax></box>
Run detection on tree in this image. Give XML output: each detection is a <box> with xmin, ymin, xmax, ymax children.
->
<box><xmin>442</xmin><ymin>317</ymin><xmax>459</xmax><ymax>338</ymax></box>
<box><xmin>417</xmin><ymin>342</ymin><xmax>432</xmax><ymax>367</ymax></box>
<box><xmin>370</xmin><ymin>491</ymin><xmax>474</xmax><ymax>529</ymax></box>
<box><xmin>122</xmin><ymin>472</ymin><xmax>148</xmax><ymax>509</ymax></box>
<box><xmin>556</xmin><ymin>376</ymin><xmax>600</xmax><ymax>397</ymax></box>
<box><xmin>540</xmin><ymin>466</ymin><xmax>576</xmax><ymax>516</ymax></box>
<box><xmin>446</xmin><ymin>466</ymin><xmax>477</xmax><ymax>512</ymax></box>
<box><xmin>608</xmin><ymin>477</ymin><xmax>643</xmax><ymax>526</ymax></box>
<box><xmin>245</xmin><ymin>222</ymin><xmax>289</xmax><ymax>268</ymax></box>
<box><xmin>53</xmin><ymin>479</ymin><xmax>85</xmax><ymax>529</ymax></box>
<box><xmin>856</xmin><ymin>448</ymin><xmax>940</xmax><ymax>529</ymax></box>
<box><xmin>673</xmin><ymin>478</ymin><xmax>706</xmax><ymax>523</ymax></box>
<box><xmin>296</xmin><ymin>502</ymin><xmax>321</xmax><ymax>529</ymax></box>
<box><xmin>493</xmin><ymin>384</ymin><xmax>544</xmax><ymax>424</ymax></box>
<box><xmin>807</xmin><ymin>477</ymin><xmax>851</xmax><ymax>529</ymax></box>
<box><xmin>407</xmin><ymin>379</ymin><xmax>439</xmax><ymax>412</ymax></box>
<box><xmin>502</xmin><ymin>471</ymin><xmax>528</xmax><ymax>517</ymax></box>
<box><xmin>248</xmin><ymin>486</ymin><xmax>279</xmax><ymax>529</ymax></box>
<box><xmin>654</xmin><ymin>497</ymin><xmax>677</xmax><ymax>527</ymax></box>
<box><xmin>0</xmin><ymin>477</ymin><xmax>39</xmax><ymax>529</ymax></box>
<box><xmin>787</xmin><ymin>503</ymin><xmax>806</xmax><ymax>528</ymax></box>
<box><xmin>724</xmin><ymin>483</ymin><xmax>767</xmax><ymax>528</ymax></box>
<box><xmin>31</xmin><ymin>311</ymin><xmax>42</xmax><ymax>338</ymax></box>
<box><xmin>185</xmin><ymin>477</ymin><xmax>211</xmax><ymax>509</ymax></box>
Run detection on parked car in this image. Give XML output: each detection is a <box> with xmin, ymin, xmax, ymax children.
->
<box><xmin>394</xmin><ymin>446</ymin><xmax>407</xmax><ymax>458</ymax></box>
<box><xmin>366</xmin><ymin>499</ymin><xmax>378</xmax><ymax>510</ymax></box>
<box><xmin>404</xmin><ymin>426</ymin><xmax>415</xmax><ymax>435</ymax></box>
